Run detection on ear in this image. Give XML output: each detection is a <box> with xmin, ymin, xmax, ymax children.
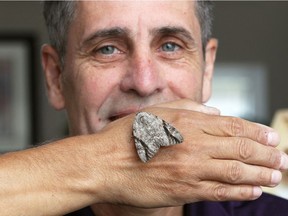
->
<box><xmin>202</xmin><ymin>38</ymin><xmax>218</xmax><ymax>103</ymax></box>
<box><xmin>41</xmin><ymin>44</ymin><xmax>65</xmax><ymax>110</ymax></box>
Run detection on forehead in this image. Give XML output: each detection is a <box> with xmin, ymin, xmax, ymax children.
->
<box><xmin>71</xmin><ymin>1</ymin><xmax>201</xmax><ymax>43</ymax></box>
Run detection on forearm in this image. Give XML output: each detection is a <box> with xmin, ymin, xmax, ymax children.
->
<box><xmin>0</xmin><ymin>102</ymin><xmax>287</xmax><ymax>215</ymax></box>
<box><xmin>0</xmin><ymin>135</ymin><xmax>106</xmax><ymax>216</ymax></box>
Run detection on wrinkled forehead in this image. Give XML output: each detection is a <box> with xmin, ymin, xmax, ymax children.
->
<box><xmin>76</xmin><ymin>0</ymin><xmax>197</xmax><ymax>12</ymax></box>
<box><xmin>76</xmin><ymin>0</ymin><xmax>198</xmax><ymax>23</ymax></box>
<box><xmin>70</xmin><ymin>1</ymin><xmax>201</xmax><ymax>44</ymax></box>
<box><xmin>76</xmin><ymin>0</ymin><xmax>197</xmax><ymax>8</ymax></box>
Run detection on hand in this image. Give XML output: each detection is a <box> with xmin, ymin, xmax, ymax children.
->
<box><xmin>95</xmin><ymin>100</ymin><xmax>287</xmax><ymax>208</ymax></box>
<box><xmin>153</xmin><ymin>98</ymin><xmax>220</xmax><ymax>115</ymax></box>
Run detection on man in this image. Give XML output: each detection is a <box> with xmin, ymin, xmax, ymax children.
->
<box><xmin>1</xmin><ymin>1</ymin><xmax>288</xmax><ymax>215</ymax></box>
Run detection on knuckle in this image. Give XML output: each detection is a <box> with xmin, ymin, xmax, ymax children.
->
<box><xmin>228</xmin><ymin>117</ymin><xmax>244</xmax><ymax>137</ymax></box>
<box><xmin>226</xmin><ymin>161</ymin><xmax>242</xmax><ymax>183</ymax></box>
<box><xmin>213</xmin><ymin>184</ymin><xmax>230</xmax><ymax>201</ymax></box>
<box><xmin>237</xmin><ymin>139</ymin><xmax>252</xmax><ymax>160</ymax></box>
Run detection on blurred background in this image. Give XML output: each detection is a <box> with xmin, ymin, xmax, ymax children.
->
<box><xmin>0</xmin><ymin>2</ymin><xmax>287</xmax><ymax>151</ymax></box>
<box><xmin>0</xmin><ymin>0</ymin><xmax>288</xmax><ymax>200</ymax></box>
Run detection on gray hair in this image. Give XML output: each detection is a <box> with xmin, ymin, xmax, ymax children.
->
<box><xmin>43</xmin><ymin>1</ymin><xmax>213</xmax><ymax>65</ymax></box>
<box><xmin>43</xmin><ymin>1</ymin><xmax>77</xmax><ymax>65</ymax></box>
<box><xmin>195</xmin><ymin>0</ymin><xmax>214</xmax><ymax>52</ymax></box>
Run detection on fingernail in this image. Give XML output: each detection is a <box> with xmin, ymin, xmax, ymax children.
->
<box><xmin>267</xmin><ymin>131</ymin><xmax>280</xmax><ymax>146</ymax></box>
<box><xmin>271</xmin><ymin>170</ymin><xmax>282</xmax><ymax>186</ymax></box>
<box><xmin>280</xmin><ymin>152</ymin><xmax>288</xmax><ymax>170</ymax></box>
<box><xmin>253</xmin><ymin>186</ymin><xmax>262</xmax><ymax>198</ymax></box>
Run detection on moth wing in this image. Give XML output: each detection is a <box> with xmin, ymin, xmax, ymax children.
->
<box><xmin>133</xmin><ymin>112</ymin><xmax>183</xmax><ymax>162</ymax></box>
<box><xmin>134</xmin><ymin>137</ymin><xmax>160</xmax><ymax>163</ymax></box>
<box><xmin>133</xmin><ymin>112</ymin><xmax>161</xmax><ymax>162</ymax></box>
<box><xmin>161</xmin><ymin>120</ymin><xmax>184</xmax><ymax>146</ymax></box>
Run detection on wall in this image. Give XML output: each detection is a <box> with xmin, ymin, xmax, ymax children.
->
<box><xmin>0</xmin><ymin>1</ymin><xmax>287</xmax><ymax>144</ymax></box>
<box><xmin>0</xmin><ymin>1</ymin><xmax>66</xmax><ymax>144</ymax></box>
<box><xmin>213</xmin><ymin>1</ymin><xmax>288</xmax><ymax>121</ymax></box>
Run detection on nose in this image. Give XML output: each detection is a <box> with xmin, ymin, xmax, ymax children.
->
<box><xmin>120</xmin><ymin>50</ymin><xmax>165</xmax><ymax>97</ymax></box>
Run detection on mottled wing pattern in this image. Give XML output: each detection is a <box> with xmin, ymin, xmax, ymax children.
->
<box><xmin>162</xmin><ymin>120</ymin><xmax>184</xmax><ymax>145</ymax></box>
<box><xmin>133</xmin><ymin>112</ymin><xmax>183</xmax><ymax>162</ymax></box>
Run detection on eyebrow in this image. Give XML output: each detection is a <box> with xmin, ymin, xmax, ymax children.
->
<box><xmin>80</xmin><ymin>26</ymin><xmax>196</xmax><ymax>50</ymax></box>
<box><xmin>81</xmin><ymin>27</ymin><xmax>130</xmax><ymax>49</ymax></box>
<box><xmin>150</xmin><ymin>26</ymin><xmax>196</xmax><ymax>44</ymax></box>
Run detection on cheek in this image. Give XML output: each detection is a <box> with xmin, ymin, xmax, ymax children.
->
<box><xmin>76</xmin><ymin>74</ymin><xmax>116</xmax><ymax>110</ymax></box>
<box><xmin>168</xmin><ymin>72</ymin><xmax>203</xmax><ymax>101</ymax></box>
<box><xmin>63</xmin><ymin>61</ymin><xmax>116</xmax><ymax>112</ymax></box>
<box><xmin>160</xmin><ymin>59</ymin><xmax>204</xmax><ymax>101</ymax></box>
<box><xmin>157</xmin><ymin>50</ymin><xmax>205</xmax><ymax>101</ymax></box>
<box><xmin>62</xmin><ymin>67</ymin><xmax>120</xmax><ymax>134</ymax></box>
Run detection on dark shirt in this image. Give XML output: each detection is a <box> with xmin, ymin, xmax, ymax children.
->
<box><xmin>65</xmin><ymin>193</ymin><xmax>288</xmax><ymax>216</ymax></box>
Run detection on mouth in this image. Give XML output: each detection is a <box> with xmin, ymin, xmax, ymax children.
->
<box><xmin>109</xmin><ymin>113</ymin><xmax>128</xmax><ymax>122</ymax></box>
<box><xmin>109</xmin><ymin>109</ymin><xmax>138</xmax><ymax>122</ymax></box>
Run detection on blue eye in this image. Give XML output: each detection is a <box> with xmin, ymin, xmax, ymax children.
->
<box><xmin>161</xmin><ymin>42</ymin><xmax>179</xmax><ymax>52</ymax></box>
<box><xmin>99</xmin><ymin>46</ymin><xmax>117</xmax><ymax>55</ymax></box>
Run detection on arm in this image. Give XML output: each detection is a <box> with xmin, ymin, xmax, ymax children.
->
<box><xmin>0</xmin><ymin>135</ymin><xmax>106</xmax><ymax>215</ymax></box>
<box><xmin>0</xmin><ymin>101</ymin><xmax>287</xmax><ymax>215</ymax></box>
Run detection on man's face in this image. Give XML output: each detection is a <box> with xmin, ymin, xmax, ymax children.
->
<box><xmin>47</xmin><ymin>1</ymin><xmax>217</xmax><ymax>135</ymax></box>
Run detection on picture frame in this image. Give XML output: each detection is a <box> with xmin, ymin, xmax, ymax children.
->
<box><xmin>0</xmin><ymin>35</ymin><xmax>35</xmax><ymax>152</ymax></box>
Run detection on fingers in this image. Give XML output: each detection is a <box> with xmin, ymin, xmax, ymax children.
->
<box><xmin>150</xmin><ymin>100</ymin><xmax>278</xmax><ymax>147</ymax></box>
<box><xmin>199</xmin><ymin>183</ymin><xmax>263</xmax><ymax>201</ymax></box>
<box><xmin>189</xmin><ymin>114</ymin><xmax>280</xmax><ymax>147</ymax></box>
<box><xmin>194</xmin><ymin>134</ymin><xmax>288</xmax><ymax>188</ymax></box>
<box><xmin>136</xmin><ymin>105</ymin><xmax>287</xmax><ymax>204</ymax></box>
<box><xmin>199</xmin><ymin>159</ymin><xmax>282</xmax><ymax>187</ymax></box>
<box><xmin>207</xmin><ymin>136</ymin><xmax>288</xmax><ymax>170</ymax></box>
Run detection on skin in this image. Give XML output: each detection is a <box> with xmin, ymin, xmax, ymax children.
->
<box><xmin>0</xmin><ymin>1</ymin><xmax>287</xmax><ymax>216</ymax></box>
<box><xmin>43</xmin><ymin>2</ymin><xmax>218</xmax><ymax>213</ymax></box>
<box><xmin>43</xmin><ymin>1</ymin><xmax>216</xmax><ymax>135</ymax></box>
<box><xmin>41</xmin><ymin>1</ymin><xmax>287</xmax><ymax>215</ymax></box>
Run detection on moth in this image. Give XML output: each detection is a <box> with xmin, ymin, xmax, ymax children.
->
<box><xmin>132</xmin><ymin>112</ymin><xmax>184</xmax><ymax>163</ymax></box>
